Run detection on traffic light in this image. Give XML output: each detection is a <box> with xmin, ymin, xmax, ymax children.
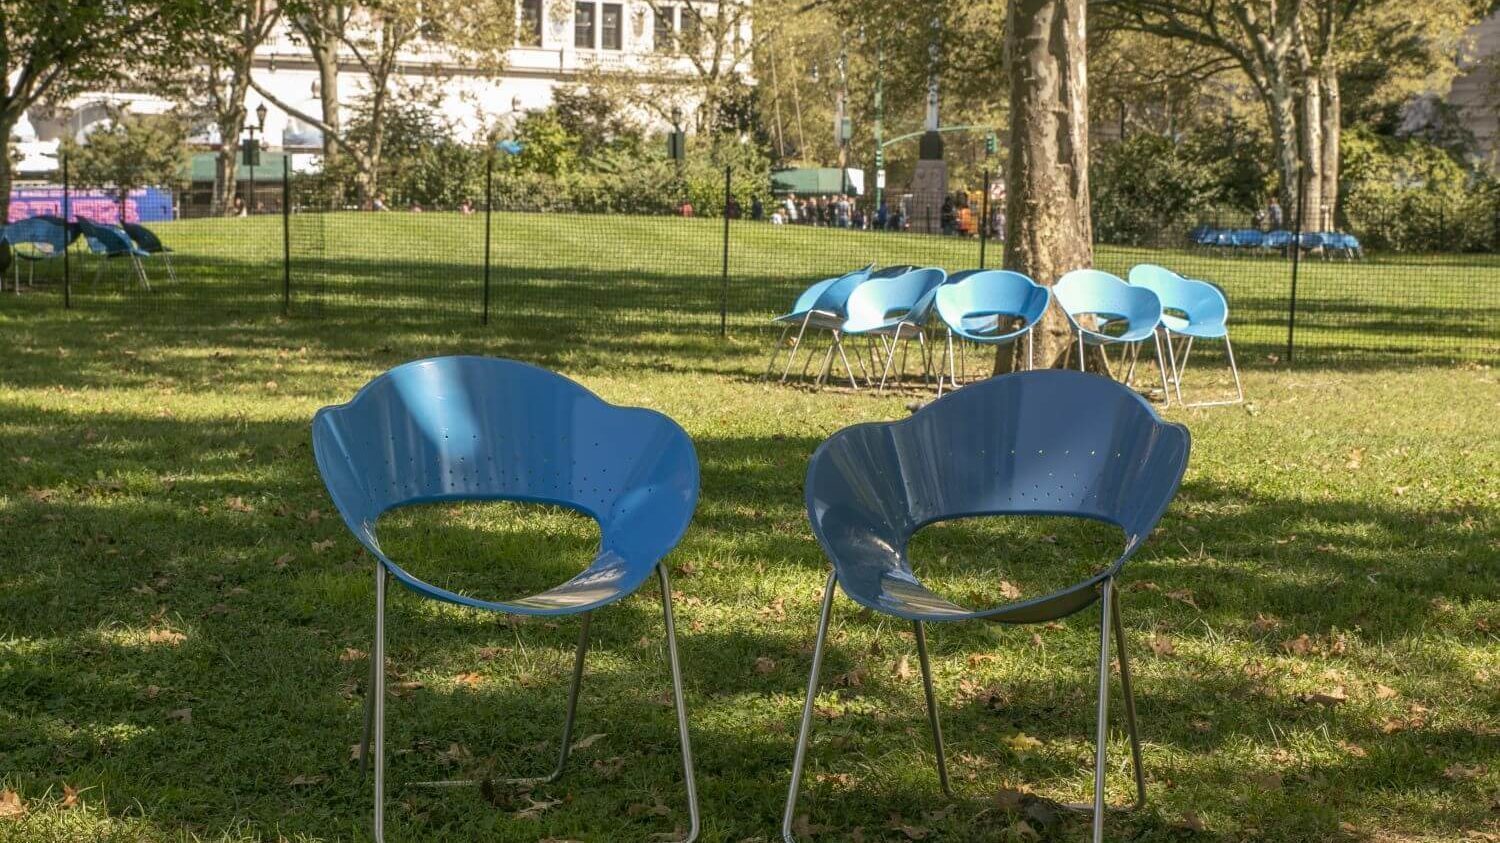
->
<box><xmin>875</xmin><ymin>147</ymin><xmax>884</xmax><ymax>168</ymax></box>
<box><xmin>984</xmin><ymin>132</ymin><xmax>997</xmax><ymax>156</ymax></box>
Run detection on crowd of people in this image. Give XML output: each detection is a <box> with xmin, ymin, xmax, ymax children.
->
<box><xmin>748</xmin><ymin>190</ymin><xmax>1005</xmax><ymax>239</ymax></box>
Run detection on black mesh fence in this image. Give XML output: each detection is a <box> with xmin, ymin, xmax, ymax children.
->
<box><xmin>2</xmin><ymin>160</ymin><xmax>1495</xmax><ymax>367</ymax></box>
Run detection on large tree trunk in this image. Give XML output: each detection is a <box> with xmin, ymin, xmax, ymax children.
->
<box><xmin>1320</xmin><ymin>69</ymin><xmax>1340</xmax><ymax>228</ymax></box>
<box><xmin>214</xmin><ymin>72</ymin><xmax>250</xmax><ymax>217</ymax></box>
<box><xmin>1001</xmin><ymin>0</ymin><xmax>1093</xmax><ymax>371</ymax></box>
<box><xmin>0</xmin><ymin>111</ymin><xmax>16</xmax><ymax>224</ymax></box>
<box><xmin>314</xmin><ymin>39</ymin><xmax>341</xmax><ymax>167</ymax></box>
<box><xmin>1265</xmin><ymin>73</ymin><xmax>1300</xmax><ymax>220</ymax></box>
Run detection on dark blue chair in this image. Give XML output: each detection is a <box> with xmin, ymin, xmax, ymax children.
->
<box><xmin>121</xmin><ymin>222</ymin><xmax>177</xmax><ymax>282</ymax></box>
<box><xmin>313</xmin><ymin>357</ymin><xmax>701</xmax><ymax>842</ymax></box>
<box><xmin>77</xmin><ymin>218</ymin><xmax>151</xmax><ymax>289</ymax></box>
<box><xmin>783</xmin><ymin>369</ymin><xmax>1190</xmax><ymax>843</ymax></box>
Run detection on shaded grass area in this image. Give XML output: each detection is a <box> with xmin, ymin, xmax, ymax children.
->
<box><xmin>5</xmin><ymin>211</ymin><xmax>1496</xmax><ymax>366</ymax></box>
<box><xmin>0</xmin><ymin>276</ymin><xmax>1497</xmax><ymax>842</ymax></box>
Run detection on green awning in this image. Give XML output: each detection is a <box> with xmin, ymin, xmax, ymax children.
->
<box><xmin>184</xmin><ymin>151</ymin><xmax>292</xmax><ymax>184</ymax></box>
<box><xmin>771</xmin><ymin>168</ymin><xmax>864</xmax><ymax>196</ymax></box>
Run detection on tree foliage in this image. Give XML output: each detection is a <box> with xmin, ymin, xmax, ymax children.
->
<box><xmin>62</xmin><ymin>109</ymin><xmax>190</xmax><ymax>197</ymax></box>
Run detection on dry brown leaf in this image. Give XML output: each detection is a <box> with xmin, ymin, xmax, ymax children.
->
<box><xmin>1374</xmin><ymin>683</ymin><xmax>1399</xmax><ymax>700</ymax></box>
<box><xmin>60</xmin><ymin>784</ymin><xmax>80</xmax><ymax>809</ymax></box>
<box><xmin>1444</xmin><ymin>763</ymin><xmax>1486</xmax><ymax>781</ymax></box>
<box><xmin>887</xmin><ymin>813</ymin><xmax>930</xmax><ymax>840</ymax></box>
<box><xmin>1166</xmin><ymin>589</ymin><xmax>1199</xmax><ymax>610</ymax></box>
<box><xmin>893</xmin><ymin>654</ymin><xmax>914</xmax><ymax>681</ymax></box>
<box><xmin>1178</xmin><ymin>810</ymin><xmax>1208</xmax><ymax>832</ymax></box>
<box><xmin>1298</xmin><ymin>686</ymin><xmax>1348</xmax><ymax>707</ymax></box>
<box><xmin>1345</xmin><ymin>448</ymin><xmax>1365</xmax><ymax>470</ymax></box>
<box><xmin>147</xmin><ymin>628</ymin><xmax>187</xmax><ymax>646</ymax></box>
<box><xmin>225</xmin><ymin>496</ymin><xmax>254</xmax><ymax>513</ymax></box>
<box><xmin>1281</xmin><ymin>634</ymin><xmax>1315</xmax><ymax>656</ymax></box>
<box><xmin>1250</xmin><ymin>772</ymin><xmax>1283</xmax><ymax>790</ymax></box>
<box><xmin>998</xmin><ymin>580</ymin><xmax>1023</xmax><ymax>600</ymax></box>
<box><xmin>1149</xmin><ymin>633</ymin><xmax>1175</xmax><ymax>656</ymax></box>
<box><xmin>453</xmin><ymin>672</ymin><xmax>483</xmax><ymax>688</ymax></box>
<box><xmin>339</xmin><ymin>647</ymin><xmax>366</xmax><ymax>663</ymax></box>
<box><xmin>287</xmin><ymin>774</ymin><xmax>327</xmax><ymax>786</ymax></box>
<box><xmin>592</xmin><ymin>756</ymin><xmax>626</xmax><ymax>779</ymax></box>
<box><xmin>1250</xmin><ymin>614</ymin><xmax>1282</xmax><ymax>635</ymax></box>
<box><xmin>273</xmin><ymin>553</ymin><xmax>294</xmax><ymax>569</ymax></box>
<box><xmin>831</xmin><ymin>668</ymin><xmax>867</xmax><ymax>689</ymax></box>
<box><xmin>1005</xmin><ymin>732</ymin><xmax>1043</xmax><ymax>753</ymax></box>
<box><xmin>312</xmin><ymin>539</ymin><xmax>335</xmax><ymax>553</ymax></box>
<box><xmin>166</xmin><ymin>708</ymin><xmax>193</xmax><ymax>724</ymax></box>
<box><xmin>0</xmin><ymin>789</ymin><xmax>25</xmax><ymax>818</ymax></box>
<box><xmin>754</xmin><ymin>656</ymin><xmax>776</xmax><ymax>675</ymax></box>
<box><xmin>515</xmin><ymin>796</ymin><xmax>562</xmax><ymax>820</ymax></box>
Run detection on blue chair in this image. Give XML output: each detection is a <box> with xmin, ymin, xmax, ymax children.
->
<box><xmin>783</xmin><ymin>369</ymin><xmax>1191</xmax><ymax>843</ymax></box>
<box><xmin>1</xmin><ymin>216</ymin><xmax>73</xmax><ymax>293</ymax></box>
<box><xmin>840</xmin><ymin>267</ymin><xmax>947</xmax><ymax>392</ymax></box>
<box><xmin>121</xmin><ymin>222</ymin><xmax>177</xmax><ymax>282</ymax></box>
<box><xmin>933</xmin><ymin>270</ymin><xmax>1050</xmax><ymax>396</ymax></box>
<box><xmin>1297</xmin><ymin>232</ymin><xmax>1326</xmax><ymax>258</ymax></box>
<box><xmin>1261</xmin><ymin>229</ymin><xmax>1292</xmax><ymax>256</ymax></box>
<box><xmin>1128</xmin><ymin>265</ymin><xmax>1245</xmax><ymax>407</ymax></box>
<box><xmin>1230</xmin><ymin>229</ymin><xmax>1263</xmax><ymax>251</ymax></box>
<box><xmin>1054</xmin><ymin>269</ymin><xmax>1170</xmax><ymax>404</ymax></box>
<box><xmin>76</xmin><ymin>218</ymin><xmax>151</xmax><ymax>289</ymax></box>
<box><xmin>763</xmin><ymin>265</ymin><xmax>874</xmax><ymax>387</ymax></box>
<box><xmin>312</xmin><ymin>357</ymin><xmax>701</xmax><ymax>842</ymax></box>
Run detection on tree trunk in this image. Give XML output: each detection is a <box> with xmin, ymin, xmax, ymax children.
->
<box><xmin>1001</xmin><ymin>0</ymin><xmax>1093</xmax><ymax>371</ymax></box>
<box><xmin>1297</xmin><ymin>56</ymin><xmax>1324</xmax><ymax>231</ymax></box>
<box><xmin>314</xmin><ymin>40</ymin><xmax>341</xmax><ymax>167</ymax></box>
<box><xmin>214</xmin><ymin>93</ymin><xmax>248</xmax><ymax>217</ymax></box>
<box><xmin>0</xmin><ymin>111</ymin><xmax>16</xmax><ymax>224</ymax></box>
<box><xmin>1265</xmin><ymin>74</ymin><xmax>1300</xmax><ymax>219</ymax></box>
<box><xmin>1320</xmin><ymin>69</ymin><xmax>1340</xmax><ymax>228</ymax></box>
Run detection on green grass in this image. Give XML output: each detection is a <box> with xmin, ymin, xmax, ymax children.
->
<box><xmin>25</xmin><ymin>210</ymin><xmax>1500</xmax><ymax>365</ymax></box>
<box><xmin>0</xmin><ymin>222</ymin><xmax>1497</xmax><ymax>842</ymax></box>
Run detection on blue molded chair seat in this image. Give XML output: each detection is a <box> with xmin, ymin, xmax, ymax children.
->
<box><xmin>77</xmin><ymin>218</ymin><xmax>152</xmax><ymax>289</ymax></box>
<box><xmin>783</xmin><ymin>370</ymin><xmax>1191</xmax><ymax>843</ymax></box>
<box><xmin>933</xmin><ymin>270</ymin><xmax>1050</xmax><ymax>396</ymax></box>
<box><xmin>841</xmin><ymin>267</ymin><xmax>947</xmax><ymax>391</ymax></box>
<box><xmin>122</xmin><ymin>222</ymin><xmax>178</xmax><ymax>282</ymax></box>
<box><xmin>313</xmin><ymin>357</ymin><xmax>701</xmax><ymax>841</ymax></box>
<box><xmin>765</xmin><ymin>265</ymin><xmax>875</xmax><ymax>387</ymax></box>
<box><xmin>1</xmin><ymin>216</ymin><xmax>73</xmax><ymax>293</ymax></box>
<box><xmin>1054</xmin><ymin>269</ymin><xmax>1171</xmax><ymax>404</ymax></box>
<box><xmin>1128</xmin><ymin>265</ymin><xmax>1244</xmax><ymax>407</ymax></box>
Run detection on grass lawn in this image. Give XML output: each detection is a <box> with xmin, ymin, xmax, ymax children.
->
<box><xmin>0</xmin><ymin>221</ymin><xmax>1497</xmax><ymax>842</ymax></box>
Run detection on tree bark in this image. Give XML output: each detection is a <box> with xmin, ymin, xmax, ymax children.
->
<box><xmin>213</xmin><ymin>67</ymin><xmax>250</xmax><ymax>216</ymax></box>
<box><xmin>1265</xmin><ymin>72</ymin><xmax>1300</xmax><ymax>219</ymax></box>
<box><xmin>1320</xmin><ymin>68</ymin><xmax>1340</xmax><ymax>227</ymax></box>
<box><xmin>0</xmin><ymin>111</ymin><xmax>17</xmax><ymax>224</ymax></box>
<box><xmin>1001</xmin><ymin>0</ymin><xmax>1092</xmax><ymax>371</ymax></box>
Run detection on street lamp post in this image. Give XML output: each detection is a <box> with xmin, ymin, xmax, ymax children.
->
<box><xmin>245</xmin><ymin>102</ymin><xmax>268</xmax><ymax>213</ymax></box>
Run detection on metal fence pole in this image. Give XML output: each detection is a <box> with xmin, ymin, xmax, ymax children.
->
<box><xmin>483</xmin><ymin>155</ymin><xmax>493</xmax><ymax>326</ymax></box>
<box><xmin>62</xmin><ymin>153</ymin><xmax>71</xmax><ymax>309</ymax></box>
<box><xmin>1286</xmin><ymin>183</ymin><xmax>1304</xmax><ymax>363</ymax></box>
<box><xmin>720</xmin><ymin>165</ymin><xmax>730</xmax><ymax>337</ymax></box>
<box><xmin>282</xmin><ymin>157</ymin><xmax>291</xmax><ymax>316</ymax></box>
<box><xmin>979</xmin><ymin>168</ymin><xmax>990</xmax><ymax>269</ymax></box>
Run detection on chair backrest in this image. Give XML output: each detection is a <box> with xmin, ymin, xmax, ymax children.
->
<box><xmin>2</xmin><ymin>216</ymin><xmax>70</xmax><ymax>252</ymax></box>
<box><xmin>1054</xmin><ymin>269</ymin><xmax>1161</xmax><ymax>328</ymax></box>
<box><xmin>312</xmin><ymin>357</ymin><xmax>699</xmax><ymax>568</ymax></box>
<box><xmin>934</xmin><ymin>270</ymin><xmax>1049</xmax><ymax>335</ymax></box>
<box><xmin>1129</xmin><ymin>267</ymin><xmax>1229</xmax><ymax>326</ymax></box>
<box><xmin>806</xmin><ymin>266</ymin><xmax>875</xmax><ymax>317</ymax></box>
<box><xmin>76</xmin><ymin>218</ymin><xmax>136</xmax><ymax>255</ymax></box>
<box><xmin>870</xmin><ymin>264</ymin><xmax>916</xmax><ymax>279</ymax></box>
<box><xmin>1298</xmin><ymin>232</ymin><xmax>1324</xmax><ymax>249</ymax></box>
<box><xmin>843</xmin><ymin>267</ymin><xmax>946</xmax><ymax>332</ymax></box>
<box><xmin>1263</xmin><ymin>230</ymin><xmax>1291</xmax><ymax>248</ymax></box>
<box><xmin>806</xmin><ymin>369</ymin><xmax>1191</xmax><ymax>560</ymax></box>
<box><xmin>122</xmin><ymin>222</ymin><xmax>165</xmax><ymax>253</ymax></box>
<box><xmin>1231</xmin><ymin>229</ymin><xmax>1263</xmax><ymax>247</ymax></box>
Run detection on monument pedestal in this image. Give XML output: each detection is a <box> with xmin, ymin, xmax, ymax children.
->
<box><xmin>909</xmin><ymin>159</ymin><xmax>948</xmax><ymax>235</ymax></box>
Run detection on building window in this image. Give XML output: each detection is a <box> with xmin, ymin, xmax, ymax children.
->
<box><xmin>679</xmin><ymin>7</ymin><xmax>699</xmax><ymax>52</ymax></box>
<box><xmin>518</xmin><ymin>0</ymin><xmax>542</xmax><ymax>46</ymax></box>
<box><xmin>653</xmin><ymin>6</ymin><xmax>675</xmax><ymax>53</ymax></box>
<box><xmin>574</xmin><ymin>2</ymin><xmax>595</xmax><ymax>49</ymax></box>
<box><xmin>601</xmin><ymin>3</ymin><xmax>623</xmax><ymax>50</ymax></box>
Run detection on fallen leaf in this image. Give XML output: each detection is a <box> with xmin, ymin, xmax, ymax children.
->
<box><xmin>1249</xmin><ymin>614</ymin><xmax>1280</xmax><ymax>635</ymax></box>
<box><xmin>1149</xmin><ymin>633</ymin><xmax>1175</xmax><ymax>656</ymax></box>
<box><xmin>1445</xmin><ymin>763</ymin><xmax>1486</xmax><ymax>781</ymax></box>
<box><xmin>349</xmin><ymin>743</ymin><xmax>364</xmax><ymax>763</ymax></box>
<box><xmin>1005</xmin><ymin>732</ymin><xmax>1043</xmax><ymax>754</ymax></box>
<box><xmin>476</xmin><ymin>646</ymin><xmax>502</xmax><ymax>661</ymax></box>
<box><xmin>340</xmin><ymin>647</ymin><xmax>367</xmax><ymax>663</ymax></box>
<box><xmin>166</xmin><ymin>708</ymin><xmax>193</xmax><ymax>724</ymax></box>
<box><xmin>591</xmin><ymin>756</ymin><xmax>625</xmax><ymax>778</ymax></box>
<box><xmin>1178</xmin><ymin>810</ymin><xmax>1207</xmax><ymax>832</ymax></box>
<box><xmin>287</xmin><ymin>774</ymin><xmax>326</xmax><ymax>786</ymax></box>
<box><xmin>1298</xmin><ymin>686</ymin><xmax>1348</xmax><ymax>707</ymax></box>
<box><xmin>439</xmin><ymin>743</ymin><xmax>471</xmax><ymax>764</ymax></box>
<box><xmin>60</xmin><ymin>784</ymin><xmax>80</xmax><ymax>809</ymax></box>
<box><xmin>515</xmin><ymin>796</ymin><xmax>562</xmax><ymax>820</ymax></box>
<box><xmin>146</xmin><ymin>628</ymin><xmax>187</xmax><ymax>646</ymax></box>
<box><xmin>998</xmin><ymin>580</ymin><xmax>1023</xmax><ymax>600</ymax></box>
<box><xmin>1250</xmin><ymin>772</ymin><xmax>1283</xmax><ymax>790</ymax></box>
<box><xmin>754</xmin><ymin>656</ymin><xmax>776</xmax><ymax>675</ymax></box>
<box><xmin>1345</xmin><ymin>448</ymin><xmax>1365</xmax><ymax>470</ymax></box>
<box><xmin>887</xmin><ymin>813</ymin><xmax>929</xmax><ymax>840</ymax></box>
<box><xmin>1281</xmin><ymin>634</ymin><xmax>1315</xmax><ymax>656</ymax></box>
<box><xmin>453</xmin><ymin>672</ymin><xmax>483</xmax><ymax>688</ymax></box>
<box><xmin>627</xmin><ymin>799</ymin><xmax>672</xmax><ymax>817</ymax></box>
<box><xmin>225</xmin><ymin>496</ymin><xmax>254</xmax><ymax>513</ymax></box>
<box><xmin>312</xmin><ymin>539</ymin><xmax>335</xmax><ymax>553</ymax></box>
<box><xmin>757</xmin><ymin>597</ymin><xmax>787</xmax><ymax>622</ymax></box>
<box><xmin>0</xmin><ymin>789</ymin><xmax>25</xmax><ymax>818</ymax></box>
<box><xmin>893</xmin><ymin>655</ymin><xmax>914</xmax><ymax>681</ymax></box>
<box><xmin>389</xmin><ymin>680</ymin><xmax>424</xmax><ymax>697</ymax></box>
<box><xmin>1374</xmin><ymin>683</ymin><xmax>1399</xmax><ymax>700</ymax></box>
<box><xmin>994</xmin><ymin>787</ymin><xmax>1030</xmax><ymax>810</ymax></box>
<box><xmin>1166</xmin><ymin>589</ymin><xmax>1200</xmax><ymax>610</ymax></box>
<box><xmin>273</xmin><ymin>553</ymin><xmax>294</xmax><ymax>569</ymax></box>
<box><xmin>831</xmin><ymin>668</ymin><xmax>867</xmax><ymax>688</ymax></box>
<box><xmin>570</xmin><ymin>733</ymin><xmax>606</xmax><ymax>752</ymax></box>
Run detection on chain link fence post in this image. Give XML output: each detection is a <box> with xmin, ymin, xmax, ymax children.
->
<box><xmin>720</xmin><ymin>165</ymin><xmax>730</xmax><ymax>337</ymax></box>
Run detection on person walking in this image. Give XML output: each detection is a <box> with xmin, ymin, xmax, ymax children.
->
<box><xmin>750</xmin><ymin>196</ymin><xmax>764</xmax><ymax>221</ymax></box>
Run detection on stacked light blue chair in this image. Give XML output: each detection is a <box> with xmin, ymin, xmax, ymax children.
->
<box><xmin>784</xmin><ymin>369</ymin><xmax>1191</xmax><ymax>843</ymax></box>
<box><xmin>1128</xmin><ymin>264</ymin><xmax>1245</xmax><ymax>407</ymax></box>
<box><xmin>839</xmin><ymin>267</ymin><xmax>946</xmax><ymax>392</ymax></box>
<box><xmin>313</xmin><ymin>357</ymin><xmax>701</xmax><ymax>842</ymax></box>
<box><xmin>763</xmin><ymin>265</ymin><xmax>876</xmax><ymax>387</ymax></box>
<box><xmin>1</xmin><ymin>216</ymin><xmax>74</xmax><ymax>293</ymax></box>
<box><xmin>932</xmin><ymin>270</ymin><xmax>1050</xmax><ymax>396</ymax></box>
<box><xmin>1054</xmin><ymin>269</ymin><xmax>1171</xmax><ymax>405</ymax></box>
<box><xmin>77</xmin><ymin>218</ymin><xmax>152</xmax><ymax>289</ymax></box>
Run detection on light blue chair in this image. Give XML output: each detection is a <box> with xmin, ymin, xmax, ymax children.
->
<box><xmin>784</xmin><ymin>369</ymin><xmax>1191</xmax><ymax>843</ymax></box>
<box><xmin>1261</xmin><ymin>229</ymin><xmax>1292</xmax><ymax>257</ymax></box>
<box><xmin>122</xmin><ymin>222</ymin><xmax>178</xmax><ymax>282</ymax></box>
<box><xmin>933</xmin><ymin>270</ymin><xmax>1050</xmax><ymax>396</ymax></box>
<box><xmin>77</xmin><ymin>218</ymin><xmax>151</xmax><ymax>289</ymax></box>
<box><xmin>1230</xmin><ymin>229</ymin><xmax>1263</xmax><ymax>251</ymax></box>
<box><xmin>1297</xmin><ymin>232</ymin><xmax>1326</xmax><ymax>258</ymax></box>
<box><xmin>313</xmin><ymin>357</ymin><xmax>701</xmax><ymax>842</ymax></box>
<box><xmin>1128</xmin><ymin>265</ymin><xmax>1244</xmax><ymax>407</ymax></box>
<box><xmin>1</xmin><ymin>216</ymin><xmax>73</xmax><ymax>293</ymax></box>
<box><xmin>1054</xmin><ymin>269</ymin><xmax>1170</xmax><ymax>404</ymax></box>
<box><xmin>763</xmin><ymin>265</ymin><xmax>874</xmax><ymax>387</ymax></box>
<box><xmin>840</xmin><ymin>267</ymin><xmax>947</xmax><ymax>392</ymax></box>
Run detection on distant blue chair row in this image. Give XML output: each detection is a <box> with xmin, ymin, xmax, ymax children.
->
<box><xmin>1192</xmin><ymin>227</ymin><xmax>1362</xmax><ymax>259</ymax></box>
<box><xmin>0</xmin><ymin>216</ymin><xmax>176</xmax><ymax>293</ymax></box>
<box><xmin>1127</xmin><ymin>264</ymin><xmax>1245</xmax><ymax>407</ymax></box>
<box><xmin>317</xmin><ymin>359</ymin><xmax>1192</xmax><ymax>843</ymax></box>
